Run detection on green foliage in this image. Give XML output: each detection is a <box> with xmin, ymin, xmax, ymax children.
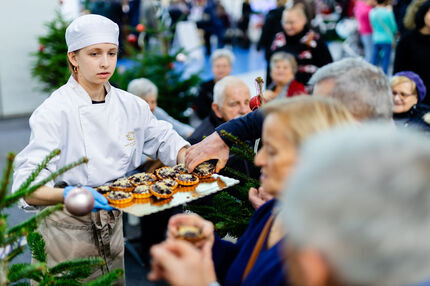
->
<box><xmin>0</xmin><ymin>151</ymin><xmax>122</xmax><ymax>285</ymax></box>
<box><xmin>31</xmin><ymin>11</ymin><xmax>70</xmax><ymax>93</ymax></box>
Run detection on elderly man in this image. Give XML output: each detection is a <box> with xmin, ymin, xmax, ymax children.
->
<box><xmin>185</xmin><ymin>57</ymin><xmax>393</xmax><ymax>172</ymax></box>
<box><xmin>188</xmin><ymin>76</ymin><xmax>251</xmax><ymax>144</ymax></box>
<box><xmin>280</xmin><ymin>125</ymin><xmax>430</xmax><ymax>286</ymax></box>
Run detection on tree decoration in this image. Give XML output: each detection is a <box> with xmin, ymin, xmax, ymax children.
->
<box><xmin>136</xmin><ymin>24</ymin><xmax>145</xmax><ymax>33</ymax></box>
<box><xmin>64</xmin><ymin>187</ymin><xmax>95</xmax><ymax>216</ymax></box>
<box><xmin>0</xmin><ymin>151</ymin><xmax>123</xmax><ymax>284</ymax></box>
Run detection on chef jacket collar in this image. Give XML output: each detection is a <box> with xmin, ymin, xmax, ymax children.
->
<box><xmin>67</xmin><ymin>75</ymin><xmax>112</xmax><ymax>104</ymax></box>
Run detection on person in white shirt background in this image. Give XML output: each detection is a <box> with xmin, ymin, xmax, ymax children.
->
<box><xmin>12</xmin><ymin>14</ymin><xmax>189</xmax><ymax>284</ymax></box>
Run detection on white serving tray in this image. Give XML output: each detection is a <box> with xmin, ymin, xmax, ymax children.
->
<box><xmin>113</xmin><ymin>174</ymin><xmax>239</xmax><ymax>217</ymax></box>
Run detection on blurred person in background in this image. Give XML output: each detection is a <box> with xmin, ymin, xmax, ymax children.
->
<box><xmin>394</xmin><ymin>0</ymin><xmax>430</xmax><ymax>105</ymax></box>
<box><xmin>390</xmin><ymin>71</ymin><xmax>430</xmax><ymax>132</ymax></box>
<box><xmin>354</xmin><ymin>0</ymin><xmax>376</xmax><ymax>62</ymax></box>
<box><xmin>149</xmin><ymin>96</ymin><xmax>356</xmax><ymax>286</ymax></box>
<box><xmin>128</xmin><ymin>78</ymin><xmax>194</xmax><ymax>138</ymax></box>
<box><xmin>280</xmin><ymin>125</ymin><xmax>430</xmax><ymax>286</ymax></box>
<box><xmin>369</xmin><ymin>0</ymin><xmax>398</xmax><ymax>74</ymax></box>
<box><xmin>193</xmin><ymin>48</ymin><xmax>235</xmax><ymax>120</ymax></box>
<box><xmin>269</xmin><ymin>3</ymin><xmax>332</xmax><ymax>86</ymax></box>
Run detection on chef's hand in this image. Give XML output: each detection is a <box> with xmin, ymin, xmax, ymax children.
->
<box><xmin>63</xmin><ymin>186</ymin><xmax>114</xmax><ymax>212</ymax></box>
<box><xmin>185</xmin><ymin>132</ymin><xmax>229</xmax><ymax>173</ymax></box>
<box><xmin>167</xmin><ymin>213</ymin><xmax>215</xmax><ymax>249</ymax></box>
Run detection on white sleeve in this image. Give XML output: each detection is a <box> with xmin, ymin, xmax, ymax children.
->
<box><xmin>12</xmin><ymin>105</ymin><xmax>63</xmax><ymax>211</ymax></box>
<box><xmin>141</xmin><ymin>106</ymin><xmax>190</xmax><ymax>166</ymax></box>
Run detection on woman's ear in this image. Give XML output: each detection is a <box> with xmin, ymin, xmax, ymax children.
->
<box><xmin>67</xmin><ymin>51</ymin><xmax>78</xmax><ymax>67</ymax></box>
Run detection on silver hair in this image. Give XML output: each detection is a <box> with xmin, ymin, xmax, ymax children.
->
<box><xmin>210</xmin><ymin>48</ymin><xmax>235</xmax><ymax>65</ymax></box>
<box><xmin>280</xmin><ymin>124</ymin><xmax>430</xmax><ymax>286</ymax></box>
<box><xmin>309</xmin><ymin>57</ymin><xmax>393</xmax><ymax>120</ymax></box>
<box><xmin>270</xmin><ymin>51</ymin><xmax>298</xmax><ymax>74</ymax></box>
<box><xmin>127</xmin><ymin>78</ymin><xmax>158</xmax><ymax>98</ymax></box>
<box><xmin>213</xmin><ymin>76</ymin><xmax>247</xmax><ymax>106</ymax></box>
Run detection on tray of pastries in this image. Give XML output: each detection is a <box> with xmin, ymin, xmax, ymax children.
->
<box><xmin>96</xmin><ymin>162</ymin><xmax>239</xmax><ymax>217</ymax></box>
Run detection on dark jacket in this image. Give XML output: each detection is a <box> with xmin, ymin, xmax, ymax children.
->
<box><xmin>188</xmin><ymin>111</ymin><xmax>224</xmax><ymax>145</ymax></box>
<box><xmin>393</xmin><ymin>104</ymin><xmax>430</xmax><ymax>133</ymax></box>
<box><xmin>394</xmin><ymin>30</ymin><xmax>430</xmax><ymax>105</ymax></box>
<box><xmin>269</xmin><ymin>28</ymin><xmax>333</xmax><ymax>85</ymax></box>
<box><xmin>193</xmin><ymin>79</ymin><xmax>216</xmax><ymax>119</ymax></box>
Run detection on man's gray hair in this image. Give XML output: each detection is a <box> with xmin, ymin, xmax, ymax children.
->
<box><xmin>281</xmin><ymin>124</ymin><xmax>430</xmax><ymax>286</ymax></box>
<box><xmin>213</xmin><ymin>76</ymin><xmax>247</xmax><ymax>106</ymax></box>
<box><xmin>270</xmin><ymin>51</ymin><xmax>298</xmax><ymax>74</ymax></box>
<box><xmin>309</xmin><ymin>57</ymin><xmax>393</xmax><ymax>120</ymax></box>
<box><xmin>127</xmin><ymin>78</ymin><xmax>158</xmax><ymax>98</ymax></box>
<box><xmin>210</xmin><ymin>48</ymin><xmax>235</xmax><ymax>65</ymax></box>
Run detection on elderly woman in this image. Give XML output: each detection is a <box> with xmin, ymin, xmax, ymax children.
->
<box><xmin>269</xmin><ymin>3</ymin><xmax>332</xmax><ymax>86</ymax></box>
<box><xmin>194</xmin><ymin>48</ymin><xmax>235</xmax><ymax>120</ymax></box>
<box><xmin>148</xmin><ymin>96</ymin><xmax>356</xmax><ymax>286</ymax></box>
<box><xmin>391</xmin><ymin>71</ymin><xmax>430</xmax><ymax>132</ymax></box>
<box><xmin>128</xmin><ymin>78</ymin><xmax>194</xmax><ymax>138</ymax></box>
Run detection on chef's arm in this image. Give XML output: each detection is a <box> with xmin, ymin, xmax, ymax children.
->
<box><xmin>176</xmin><ymin>146</ymin><xmax>188</xmax><ymax>165</ymax></box>
<box><xmin>24</xmin><ymin>186</ymin><xmax>64</xmax><ymax>206</ymax></box>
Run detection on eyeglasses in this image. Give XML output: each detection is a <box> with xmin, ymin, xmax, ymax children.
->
<box><xmin>392</xmin><ymin>91</ymin><xmax>417</xmax><ymax>98</ymax></box>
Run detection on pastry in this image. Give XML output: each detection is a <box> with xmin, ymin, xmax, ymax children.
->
<box><xmin>176</xmin><ymin>185</ymin><xmax>198</xmax><ymax>192</ymax></box>
<box><xmin>128</xmin><ymin>172</ymin><xmax>157</xmax><ymax>186</ymax></box>
<box><xmin>110</xmin><ymin>178</ymin><xmax>134</xmax><ymax>192</ymax></box>
<box><xmin>150</xmin><ymin>196</ymin><xmax>173</xmax><ymax>206</ymax></box>
<box><xmin>156</xmin><ymin>167</ymin><xmax>176</xmax><ymax>180</ymax></box>
<box><xmin>192</xmin><ymin>162</ymin><xmax>215</xmax><ymax>179</ymax></box>
<box><xmin>132</xmin><ymin>185</ymin><xmax>152</xmax><ymax>199</ymax></box>
<box><xmin>96</xmin><ymin>184</ymin><xmax>111</xmax><ymax>197</ymax></box>
<box><xmin>162</xmin><ymin>178</ymin><xmax>179</xmax><ymax>189</ymax></box>
<box><xmin>175</xmin><ymin>225</ymin><xmax>205</xmax><ymax>242</ymax></box>
<box><xmin>173</xmin><ymin>163</ymin><xmax>187</xmax><ymax>174</ymax></box>
<box><xmin>175</xmin><ymin>173</ymin><xmax>199</xmax><ymax>186</ymax></box>
<box><xmin>107</xmin><ymin>191</ymin><xmax>133</xmax><ymax>204</ymax></box>
<box><xmin>150</xmin><ymin>181</ymin><xmax>175</xmax><ymax>199</ymax></box>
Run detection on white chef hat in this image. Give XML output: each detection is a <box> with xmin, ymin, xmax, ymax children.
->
<box><xmin>66</xmin><ymin>14</ymin><xmax>119</xmax><ymax>52</ymax></box>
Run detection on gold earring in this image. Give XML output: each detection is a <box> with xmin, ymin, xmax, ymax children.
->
<box><xmin>73</xmin><ymin>66</ymin><xmax>79</xmax><ymax>73</ymax></box>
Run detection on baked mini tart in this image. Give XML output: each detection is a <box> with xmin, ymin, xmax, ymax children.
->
<box><xmin>128</xmin><ymin>172</ymin><xmax>157</xmax><ymax>186</ymax></box>
<box><xmin>132</xmin><ymin>185</ymin><xmax>152</xmax><ymax>199</ymax></box>
<box><xmin>96</xmin><ymin>185</ymin><xmax>111</xmax><ymax>197</ymax></box>
<box><xmin>192</xmin><ymin>162</ymin><xmax>215</xmax><ymax>179</ymax></box>
<box><xmin>175</xmin><ymin>225</ymin><xmax>205</xmax><ymax>242</ymax></box>
<box><xmin>150</xmin><ymin>181</ymin><xmax>175</xmax><ymax>199</ymax></box>
<box><xmin>150</xmin><ymin>196</ymin><xmax>173</xmax><ymax>206</ymax></box>
<box><xmin>110</xmin><ymin>178</ymin><xmax>134</xmax><ymax>192</ymax></box>
<box><xmin>173</xmin><ymin>163</ymin><xmax>187</xmax><ymax>174</ymax></box>
<box><xmin>107</xmin><ymin>191</ymin><xmax>133</xmax><ymax>205</ymax></box>
<box><xmin>175</xmin><ymin>173</ymin><xmax>199</xmax><ymax>186</ymax></box>
<box><xmin>162</xmin><ymin>178</ymin><xmax>179</xmax><ymax>190</ymax></box>
<box><xmin>176</xmin><ymin>185</ymin><xmax>198</xmax><ymax>192</ymax></box>
<box><xmin>156</xmin><ymin>167</ymin><xmax>177</xmax><ymax>180</ymax></box>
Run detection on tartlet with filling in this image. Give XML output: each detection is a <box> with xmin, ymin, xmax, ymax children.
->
<box><xmin>175</xmin><ymin>225</ymin><xmax>205</xmax><ymax>242</ymax></box>
<box><xmin>128</xmin><ymin>172</ymin><xmax>157</xmax><ymax>186</ymax></box>
<box><xmin>150</xmin><ymin>181</ymin><xmax>176</xmax><ymax>199</ymax></box>
<box><xmin>107</xmin><ymin>191</ymin><xmax>133</xmax><ymax>204</ymax></box>
<box><xmin>175</xmin><ymin>173</ymin><xmax>199</xmax><ymax>186</ymax></box>
<box><xmin>156</xmin><ymin>167</ymin><xmax>176</xmax><ymax>180</ymax></box>
<box><xmin>173</xmin><ymin>163</ymin><xmax>187</xmax><ymax>174</ymax></box>
<box><xmin>96</xmin><ymin>185</ymin><xmax>111</xmax><ymax>197</ymax></box>
<box><xmin>132</xmin><ymin>185</ymin><xmax>152</xmax><ymax>199</ymax></box>
<box><xmin>192</xmin><ymin>162</ymin><xmax>215</xmax><ymax>179</ymax></box>
<box><xmin>110</xmin><ymin>178</ymin><xmax>134</xmax><ymax>192</ymax></box>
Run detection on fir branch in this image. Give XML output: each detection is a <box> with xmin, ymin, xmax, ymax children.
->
<box><xmin>8</xmin><ymin>263</ymin><xmax>46</xmax><ymax>282</ymax></box>
<box><xmin>0</xmin><ymin>153</ymin><xmax>15</xmax><ymax>204</ymax></box>
<box><xmin>84</xmin><ymin>269</ymin><xmax>124</xmax><ymax>286</ymax></box>
<box><xmin>27</xmin><ymin>232</ymin><xmax>46</xmax><ymax>263</ymax></box>
<box><xmin>223</xmin><ymin>167</ymin><xmax>260</xmax><ymax>188</ymax></box>
<box><xmin>3</xmin><ymin>157</ymin><xmax>88</xmax><ymax>208</ymax></box>
<box><xmin>5</xmin><ymin>204</ymin><xmax>63</xmax><ymax>244</ymax></box>
<box><xmin>14</xmin><ymin>149</ymin><xmax>60</xmax><ymax>195</ymax></box>
<box><xmin>230</xmin><ymin>146</ymin><xmax>255</xmax><ymax>163</ymax></box>
<box><xmin>6</xmin><ymin>246</ymin><xmax>25</xmax><ymax>262</ymax></box>
<box><xmin>49</xmin><ymin>257</ymin><xmax>105</xmax><ymax>275</ymax></box>
<box><xmin>219</xmin><ymin>130</ymin><xmax>255</xmax><ymax>159</ymax></box>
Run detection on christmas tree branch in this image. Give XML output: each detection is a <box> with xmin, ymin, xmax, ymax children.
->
<box><xmin>0</xmin><ymin>153</ymin><xmax>15</xmax><ymax>205</ymax></box>
<box><xmin>27</xmin><ymin>232</ymin><xmax>46</xmax><ymax>263</ymax></box>
<box><xmin>48</xmin><ymin>257</ymin><xmax>105</xmax><ymax>275</ymax></box>
<box><xmin>223</xmin><ymin>167</ymin><xmax>260</xmax><ymax>188</ymax></box>
<box><xmin>8</xmin><ymin>263</ymin><xmax>46</xmax><ymax>282</ymax></box>
<box><xmin>219</xmin><ymin>130</ymin><xmax>255</xmax><ymax>159</ymax></box>
<box><xmin>84</xmin><ymin>269</ymin><xmax>124</xmax><ymax>286</ymax></box>
<box><xmin>4</xmin><ymin>156</ymin><xmax>88</xmax><ymax>208</ymax></box>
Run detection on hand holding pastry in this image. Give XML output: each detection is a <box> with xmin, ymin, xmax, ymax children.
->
<box><xmin>167</xmin><ymin>213</ymin><xmax>214</xmax><ymax>249</ymax></box>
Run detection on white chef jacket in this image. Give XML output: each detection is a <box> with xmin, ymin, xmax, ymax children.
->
<box><xmin>12</xmin><ymin>76</ymin><xmax>189</xmax><ymax>210</ymax></box>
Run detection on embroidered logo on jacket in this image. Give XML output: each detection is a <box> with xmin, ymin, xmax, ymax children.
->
<box><xmin>125</xmin><ymin>131</ymin><xmax>136</xmax><ymax>147</ymax></box>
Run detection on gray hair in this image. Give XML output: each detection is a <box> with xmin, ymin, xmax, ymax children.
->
<box><xmin>309</xmin><ymin>57</ymin><xmax>393</xmax><ymax>120</ymax></box>
<box><xmin>210</xmin><ymin>48</ymin><xmax>235</xmax><ymax>65</ymax></box>
<box><xmin>270</xmin><ymin>52</ymin><xmax>298</xmax><ymax>74</ymax></box>
<box><xmin>127</xmin><ymin>78</ymin><xmax>158</xmax><ymax>98</ymax></box>
<box><xmin>213</xmin><ymin>76</ymin><xmax>247</xmax><ymax>106</ymax></box>
<box><xmin>281</xmin><ymin>124</ymin><xmax>430</xmax><ymax>286</ymax></box>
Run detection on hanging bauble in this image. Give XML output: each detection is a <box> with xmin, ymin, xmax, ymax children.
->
<box><xmin>38</xmin><ymin>44</ymin><xmax>45</xmax><ymax>52</ymax></box>
<box><xmin>127</xmin><ymin>34</ymin><xmax>137</xmax><ymax>43</ymax></box>
<box><xmin>176</xmin><ymin>53</ymin><xmax>187</xmax><ymax>62</ymax></box>
<box><xmin>64</xmin><ymin>187</ymin><xmax>94</xmax><ymax>216</ymax></box>
<box><xmin>136</xmin><ymin>24</ymin><xmax>146</xmax><ymax>32</ymax></box>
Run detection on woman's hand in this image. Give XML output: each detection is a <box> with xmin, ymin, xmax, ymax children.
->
<box><xmin>262</xmin><ymin>90</ymin><xmax>277</xmax><ymax>103</ymax></box>
<box><xmin>167</xmin><ymin>213</ymin><xmax>215</xmax><ymax>249</ymax></box>
<box><xmin>249</xmin><ymin>186</ymin><xmax>273</xmax><ymax>210</ymax></box>
<box><xmin>148</xmin><ymin>239</ymin><xmax>217</xmax><ymax>286</ymax></box>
